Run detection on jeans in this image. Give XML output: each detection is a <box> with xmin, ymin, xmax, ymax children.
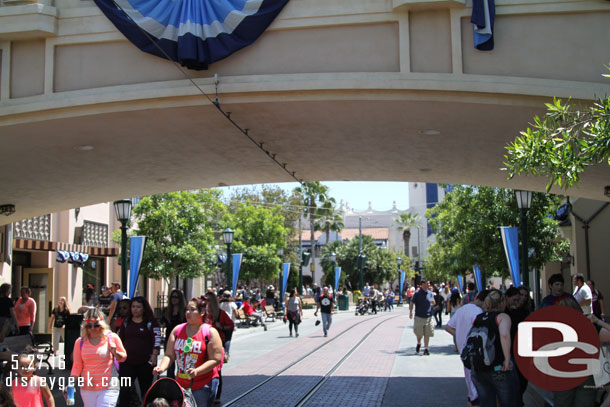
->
<box><xmin>472</xmin><ymin>367</ymin><xmax>520</xmax><ymax>407</ymax></box>
<box><xmin>553</xmin><ymin>375</ymin><xmax>596</xmax><ymax>407</ymax></box>
<box><xmin>434</xmin><ymin>310</ymin><xmax>443</xmax><ymax>327</ymax></box>
<box><xmin>321</xmin><ymin>312</ymin><xmax>332</xmax><ymax>335</ymax></box>
<box><xmin>118</xmin><ymin>362</ymin><xmax>153</xmax><ymax>407</ymax></box>
<box><xmin>192</xmin><ymin>377</ymin><xmax>219</xmax><ymax>407</ymax></box>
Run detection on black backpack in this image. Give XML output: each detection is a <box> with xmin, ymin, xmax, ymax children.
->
<box><xmin>460</xmin><ymin>312</ymin><xmax>497</xmax><ymax>371</ymax></box>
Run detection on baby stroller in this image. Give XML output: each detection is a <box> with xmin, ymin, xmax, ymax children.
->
<box><xmin>355</xmin><ymin>297</ymin><xmax>370</xmax><ymax>315</ymax></box>
<box><xmin>143</xmin><ymin>377</ymin><xmax>196</xmax><ymax>407</ymax></box>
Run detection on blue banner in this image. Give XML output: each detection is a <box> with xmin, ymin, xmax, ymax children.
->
<box><xmin>457</xmin><ymin>275</ymin><xmax>464</xmax><ymax>294</ymax></box>
<box><xmin>500</xmin><ymin>226</ymin><xmax>521</xmax><ymax>287</ymax></box>
<box><xmin>281</xmin><ymin>262</ymin><xmax>290</xmax><ymax>302</ymax></box>
<box><xmin>473</xmin><ymin>264</ymin><xmax>483</xmax><ymax>292</ymax></box>
<box><xmin>334</xmin><ymin>267</ymin><xmax>341</xmax><ymax>294</ymax></box>
<box><xmin>232</xmin><ymin>253</ymin><xmax>242</xmax><ymax>296</ymax></box>
<box><xmin>399</xmin><ymin>271</ymin><xmax>405</xmax><ymax>296</ymax></box>
<box><xmin>128</xmin><ymin>236</ymin><xmax>147</xmax><ymax>298</ymax></box>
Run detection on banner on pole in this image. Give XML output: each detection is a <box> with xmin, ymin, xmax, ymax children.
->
<box><xmin>232</xmin><ymin>253</ymin><xmax>243</xmax><ymax>296</ymax></box>
<box><xmin>400</xmin><ymin>271</ymin><xmax>405</xmax><ymax>296</ymax></box>
<box><xmin>473</xmin><ymin>264</ymin><xmax>483</xmax><ymax>291</ymax></box>
<box><xmin>500</xmin><ymin>226</ymin><xmax>521</xmax><ymax>287</ymax></box>
<box><xmin>334</xmin><ymin>267</ymin><xmax>341</xmax><ymax>294</ymax></box>
<box><xmin>128</xmin><ymin>236</ymin><xmax>147</xmax><ymax>298</ymax></box>
<box><xmin>457</xmin><ymin>275</ymin><xmax>464</xmax><ymax>294</ymax></box>
<box><xmin>281</xmin><ymin>262</ymin><xmax>290</xmax><ymax>302</ymax></box>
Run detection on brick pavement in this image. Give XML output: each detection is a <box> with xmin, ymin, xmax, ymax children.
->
<box><xmin>223</xmin><ymin>313</ymin><xmax>402</xmax><ymax>406</ymax></box>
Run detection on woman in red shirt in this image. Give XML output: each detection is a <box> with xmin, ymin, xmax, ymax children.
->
<box><xmin>154</xmin><ymin>297</ymin><xmax>223</xmax><ymax>407</ymax></box>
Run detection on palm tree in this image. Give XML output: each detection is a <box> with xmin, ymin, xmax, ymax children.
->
<box><xmin>395</xmin><ymin>212</ymin><xmax>420</xmax><ymax>257</ymax></box>
<box><xmin>315</xmin><ymin>201</ymin><xmax>345</xmax><ymax>248</ymax></box>
<box><xmin>294</xmin><ymin>182</ymin><xmax>332</xmax><ymax>284</ymax></box>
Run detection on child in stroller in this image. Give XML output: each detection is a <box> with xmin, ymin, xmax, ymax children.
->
<box><xmin>143</xmin><ymin>377</ymin><xmax>196</xmax><ymax>407</ymax></box>
<box><xmin>355</xmin><ymin>297</ymin><xmax>371</xmax><ymax>315</ymax></box>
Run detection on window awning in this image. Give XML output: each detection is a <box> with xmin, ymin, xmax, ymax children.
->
<box><xmin>13</xmin><ymin>238</ymin><xmax>118</xmax><ymax>257</ymax></box>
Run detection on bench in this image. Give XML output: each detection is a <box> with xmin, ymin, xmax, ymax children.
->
<box><xmin>236</xmin><ymin>309</ymin><xmax>258</xmax><ymax>328</ymax></box>
<box><xmin>264</xmin><ymin>305</ymin><xmax>278</xmax><ymax>322</ymax></box>
<box><xmin>0</xmin><ymin>333</ymin><xmax>54</xmax><ymax>377</ymax></box>
<box><xmin>302</xmin><ymin>298</ymin><xmax>317</xmax><ymax>309</ymax></box>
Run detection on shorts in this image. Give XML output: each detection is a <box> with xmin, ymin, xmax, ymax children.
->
<box><xmin>413</xmin><ymin>316</ymin><xmax>434</xmax><ymax>338</ymax></box>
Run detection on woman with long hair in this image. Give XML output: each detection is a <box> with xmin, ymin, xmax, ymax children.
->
<box><xmin>117</xmin><ymin>296</ymin><xmax>161</xmax><ymax>407</ymax></box>
<box><xmin>70</xmin><ymin>308</ymin><xmax>127</xmax><ymax>407</ymax></box>
<box><xmin>154</xmin><ymin>297</ymin><xmax>223</xmax><ymax>407</ymax></box>
<box><xmin>48</xmin><ymin>297</ymin><xmax>70</xmax><ymax>355</ymax></box>
<box><xmin>470</xmin><ymin>290</ymin><xmax>519</xmax><ymax>407</ymax></box>
<box><xmin>161</xmin><ymin>290</ymin><xmax>186</xmax><ymax>379</ymax></box>
<box><xmin>204</xmin><ymin>292</ymin><xmax>234</xmax><ymax>405</ymax></box>
<box><xmin>285</xmin><ymin>288</ymin><xmax>303</xmax><ymax>337</ymax></box>
<box><xmin>112</xmin><ymin>299</ymin><xmax>131</xmax><ymax>333</ymax></box>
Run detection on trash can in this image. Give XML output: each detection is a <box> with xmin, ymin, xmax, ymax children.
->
<box><xmin>64</xmin><ymin>314</ymin><xmax>83</xmax><ymax>367</ymax></box>
<box><xmin>338</xmin><ymin>295</ymin><xmax>349</xmax><ymax>311</ymax></box>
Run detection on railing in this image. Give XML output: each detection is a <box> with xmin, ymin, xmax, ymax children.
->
<box><xmin>13</xmin><ymin>215</ymin><xmax>51</xmax><ymax>241</ymax></box>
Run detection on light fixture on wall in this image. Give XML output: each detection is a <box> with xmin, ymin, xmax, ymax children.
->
<box><xmin>0</xmin><ymin>205</ymin><xmax>15</xmax><ymax>216</ymax></box>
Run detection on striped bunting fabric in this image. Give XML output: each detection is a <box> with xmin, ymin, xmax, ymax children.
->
<box><xmin>93</xmin><ymin>0</ymin><xmax>289</xmax><ymax>70</ymax></box>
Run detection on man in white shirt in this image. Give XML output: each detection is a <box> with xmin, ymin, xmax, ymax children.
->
<box><xmin>445</xmin><ymin>289</ymin><xmax>490</xmax><ymax>407</ymax></box>
<box><xmin>573</xmin><ymin>274</ymin><xmax>592</xmax><ymax>315</ymax></box>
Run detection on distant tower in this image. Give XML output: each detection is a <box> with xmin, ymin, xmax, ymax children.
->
<box><xmin>407</xmin><ymin>183</ymin><xmax>447</xmax><ymax>261</ymax></box>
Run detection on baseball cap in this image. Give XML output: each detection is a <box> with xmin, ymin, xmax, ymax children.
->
<box><xmin>101</xmin><ymin>285</ymin><xmax>109</xmax><ymax>291</ymax></box>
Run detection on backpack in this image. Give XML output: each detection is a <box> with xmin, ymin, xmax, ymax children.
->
<box><xmin>460</xmin><ymin>312</ymin><xmax>497</xmax><ymax>371</ymax></box>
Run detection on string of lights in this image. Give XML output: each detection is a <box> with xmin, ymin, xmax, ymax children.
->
<box><xmin>109</xmin><ymin>0</ymin><xmax>304</xmax><ymax>185</ymax></box>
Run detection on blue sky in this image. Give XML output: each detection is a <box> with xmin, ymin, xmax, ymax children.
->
<box><xmin>221</xmin><ymin>181</ymin><xmax>410</xmax><ymax>211</ymax></box>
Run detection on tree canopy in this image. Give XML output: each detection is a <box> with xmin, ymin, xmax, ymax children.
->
<box><xmin>132</xmin><ymin>190</ymin><xmax>225</xmax><ymax>280</ymax></box>
<box><xmin>426</xmin><ymin>185</ymin><xmax>565</xmax><ymax>281</ymax></box>
<box><xmin>505</xmin><ymin>65</ymin><xmax>610</xmax><ymax>191</ymax></box>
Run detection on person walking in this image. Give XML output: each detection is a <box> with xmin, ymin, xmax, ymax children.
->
<box><xmin>573</xmin><ymin>274</ymin><xmax>592</xmax><ymax>315</ymax></box>
<box><xmin>470</xmin><ymin>290</ymin><xmax>520</xmax><ymax>407</ymax></box>
<box><xmin>409</xmin><ymin>280</ymin><xmax>435</xmax><ymax>355</ymax></box>
<box><xmin>0</xmin><ymin>284</ymin><xmax>18</xmax><ymax>338</ymax></box>
<box><xmin>153</xmin><ymin>297</ymin><xmax>223</xmax><ymax>407</ymax></box>
<box><xmin>386</xmin><ymin>289</ymin><xmax>395</xmax><ymax>311</ymax></box>
<box><xmin>314</xmin><ymin>286</ymin><xmax>334</xmax><ymax>337</ymax></box>
<box><xmin>117</xmin><ymin>296</ymin><xmax>161</xmax><ymax>407</ymax></box>
<box><xmin>14</xmin><ymin>287</ymin><xmax>36</xmax><ymax>336</ymax></box>
<box><xmin>48</xmin><ymin>297</ymin><xmax>70</xmax><ymax>355</ymax></box>
<box><xmin>219</xmin><ymin>292</ymin><xmax>238</xmax><ymax>361</ymax></box>
<box><xmin>446</xmin><ymin>290</ymin><xmax>489</xmax><ymax>407</ymax></box>
<box><xmin>160</xmin><ymin>289</ymin><xmax>186</xmax><ymax>379</ymax></box>
<box><xmin>285</xmin><ymin>288</ymin><xmax>303</xmax><ymax>337</ymax></box>
<box><xmin>98</xmin><ymin>286</ymin><xmax>113</xmax><ymax>317</ymax></box>
<box><xmin>71</xmin><ymin>308</ymin><xmax>127</xmax><ymax>407</ymax></box>
<box><xmin>588</xmin><ymin>280</ymin><xmax>606</xmax><ymax>320</ymax></box>
<box><xmin>433</xmin><ymin>288</ymin><xmax>444</xmax><ymax>328</ymax></box>
<box><xmin>204</xmin><ymin>292</ymin><xmax>234</xmax><ymax>405</ymax></box>
<box><xmin>105</xmin><ymin>282</ymin><xmax>124</xmax><ymax>326</ymax></box>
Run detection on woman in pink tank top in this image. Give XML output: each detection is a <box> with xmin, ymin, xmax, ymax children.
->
<box><xmin>154</xmin><ymin>297</ymin><xmax>223</xmax><ymax>407</ymax></box>
<box><xmin>12</xmin><ymin>353</ymin><xmax>54</xmax><ymax>407</ymax></box>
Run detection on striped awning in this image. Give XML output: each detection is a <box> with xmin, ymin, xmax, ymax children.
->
<box><xmin>13</xmin><ymin>239</ymin><xmax>118</xmax><ymax>257</ymax></box>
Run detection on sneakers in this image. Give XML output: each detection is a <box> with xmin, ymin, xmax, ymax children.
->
<box><xmin>263</xmin><ymin>325</ymin><xmax>267</xmax><ymax>331</ymax></box>
<box><xmin>224</xmin><ymin>353</ymin><xmax>230</xmax><ymax>363</ymax></box>
<box><xmin>296</xmin><ymin>332</ymin><xmax>299</xmax><ymax>337</ymax></box>
<box><xmin>289</xmin><ymin>332</ymin><xmax>292</xmax><ymax>337</ymax></box>
<box><xmin>423</xmin><ymin>349</ymin><xmax>430</xmax><ymax>356</ymax></box>
<box><xmin>416</xmin><ymin>343</ymin><xmax>421</xmax><ymax>354</ymax></box>
<box><xmin>324</xmin><ymin>333</ymin><xmax>328</xmax><ymax>337</ymax></box>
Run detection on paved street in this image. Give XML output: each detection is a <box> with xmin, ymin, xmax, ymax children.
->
<box><xmin>35</xmin><ymin>305</ymin><xmax>553</xmax><ymax>406</ymax></box>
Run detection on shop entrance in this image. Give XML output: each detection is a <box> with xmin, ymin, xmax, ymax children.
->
<box><xmin>24</xmin><ymin>268</ymin><xmax>53</xmax><ymax>334</ymax></box>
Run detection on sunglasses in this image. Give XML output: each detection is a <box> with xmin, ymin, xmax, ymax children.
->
<box><xmin>183</xmin><ymin>337</ymin><xmax>193</xmax><ymax>353</ymax></box>
<box><xmin>85</xmin><ymin>324</ymin><xmax>101</xmax><ymax>329</ymax></box>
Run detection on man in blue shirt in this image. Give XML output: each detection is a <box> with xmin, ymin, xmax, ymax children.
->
<box><xmin>409</xmin><ymin>280</ymin><xmax>436</xmax><ymax>355</ymax></box>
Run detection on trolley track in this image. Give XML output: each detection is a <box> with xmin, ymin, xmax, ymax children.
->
<box><xmin>221</xmin><ymin>313</ymin><xmax>403</xmax><ymax>407</ymax></box>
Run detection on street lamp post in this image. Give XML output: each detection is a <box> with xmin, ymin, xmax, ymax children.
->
<box><xmin>278</xmin><ymin>248</ymin><xmax>284</xmax><ymax>315</ymax></box>
<box><xmin>223</xmin><ymin>228</ymin><xmax>234</xmax><ymax>294</ymax></box>
<box><xmin>113</xmin><ymin>199</ymin><xmax>132</xmax><ymax>296</ymax></box>
<box><xmin>397</xmin><ymin>256</ymin><xmax>403</xmax><ymax>306</ymax></box>
<box><xmin>515</xmin><ymin>190</ymin><xmax>533</xmax><ymax>289</ymax></box>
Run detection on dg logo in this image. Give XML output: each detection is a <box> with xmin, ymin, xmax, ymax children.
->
<box><xmin>514</xmin><ymin>306</ymin><xmax>601</xmax><ymax>391</ymax></box>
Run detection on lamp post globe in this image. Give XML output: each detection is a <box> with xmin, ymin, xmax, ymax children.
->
<box><xmin>113</xmin><ymin>199</ymin><xmax>132</xmax><ymax>295</ymax></box>
<box><xmin>223</xmin><ymin>228</ymin><xmax>234</xmax><ymax>294</ymax></box>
